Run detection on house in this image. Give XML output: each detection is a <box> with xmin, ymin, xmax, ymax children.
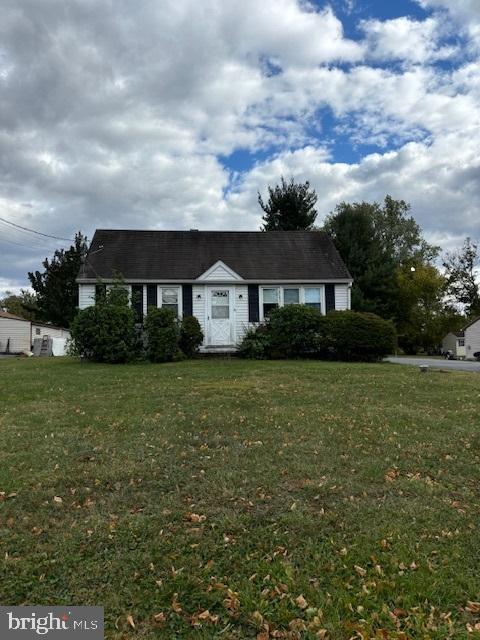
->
<box><xmin>76</xmin><ymin>230</ymin><xmax>353</xmax><ymax>352</ymax></box>
<box><xmin>464</xmin><ymin>316</ymin><xmax>480</xmax><ymax>359</ymax></box>
<box><xmin>0</xmin><ymin>310</ymin><xmax>71</xmax><ymax>355</ymax></box>
<box><xmin>441</xmin><ymin>331</ymin><xmax>466</xmax><ymax>359</ymax></box>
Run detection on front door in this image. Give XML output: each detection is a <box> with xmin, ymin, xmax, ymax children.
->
<box><xmin>208</xmin><ymin>288</ymin><xmax>234</xmax><ymax>345</ymax></box>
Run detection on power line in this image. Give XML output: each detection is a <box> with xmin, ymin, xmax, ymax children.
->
<box><xmin>0</xmin><ymin>216</ymin><xmax>74</xmax><ymax>242</ymax></box>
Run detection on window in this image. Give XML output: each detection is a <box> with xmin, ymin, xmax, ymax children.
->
<box><xmin>161</xmin><ymin>287</ymin><xmax>179</xmax><ymax>315</ymax></box>
<box><xmin>211</xmin><ymin>290</ymin><xmax>230</xmax><ymax>319</ymax></box>
<box><xmin>458</xmin><ymin>338</ymin><xmax>465</xmax><ymax>346</ymax></box>
<box><xmin>262</xmin><ymin>288</ymin><xmax>279</xmax><ymax>317</ymax></box>
<box><xmin>35</xmin><ymin>327</ymin><xmax>41</xmax><ymax>335</ymax></box>
<box><xmin>305</xmin><ymin>287</ymin><xmax>321</xmax><ymax>312</ymax></box>
<box><xmin>284</xmin><ymin>288</ymin><xmax>300</xmax><ymax>305</ymax></box>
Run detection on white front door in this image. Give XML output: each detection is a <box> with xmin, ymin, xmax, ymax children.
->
<box><xmin>207</xmin><ymin>287</ymin><xmax>234</xmax><ymax>345</ymax></box>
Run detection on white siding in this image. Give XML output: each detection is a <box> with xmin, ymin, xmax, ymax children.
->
<box><xmin>0</xmin><ymin>317</ymin><xmax>31</xmax><ymax>353</ymax></box>
<box><xmin>79</xmin><ymin>284</ymin><xmax>95</xmax><ymax>309</ymax></box>
<box><xmin>234</xmin><ymin>284</ymin><xmax>249</xmax><ymax>345</ymax></box>
<box><xmin>32</xmin><ymin>324</ymin><xmax>71</xmax><ymax>340</ymax></box>
<box><xmin>465</xmin><ymin>319</ymin><xmax>480</xmax><ymax>359</ymax></box>
<box><xmin>192</xmin><ymin>285</ymin><xmax>206</xmax><ymax>345</ymax></box>
<box><xmin>202</xmin><ymin>264</ymin><xmax>238</xmax><ymax>281</ymax></box>
<box><xmin>335</xmin><ymin>284</ymin><xmax>349</xmax><ymax>310</ymax></box>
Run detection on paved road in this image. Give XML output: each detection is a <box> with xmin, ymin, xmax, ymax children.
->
<box><xmin>386</xmin><ymin>356</ymin><xmax>480</xmax><ymax>372</ymax></box>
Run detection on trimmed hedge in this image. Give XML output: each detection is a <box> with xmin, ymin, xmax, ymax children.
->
<box><xmin>238</xmin><ymin>306</ymin><xmax>396</xmax><ymax>362</ymax></box>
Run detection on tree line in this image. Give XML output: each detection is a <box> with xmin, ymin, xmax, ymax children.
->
<box><xmin>1</xmin><ymin>177</ymin><xmax>478</xmax><ymax>354</ymax></box>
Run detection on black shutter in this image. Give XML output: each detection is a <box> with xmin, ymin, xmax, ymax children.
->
<box><xmin>95</xmin><ymin>283</ymin><xmax>106</xmax><ymax>303</ymax></box>
<box><xmin>131</xmin><ymin>285</ymin><xmax>143</xmax><ymax>322</ymax></box>
<box><xmin>325</xmin><ymin>284</ymin><xmax>335</xmax><ymax>313</ymax></box>
<box><xmin>182</xmin><ymin>284</ymin><xmax>193</xmax><ymax>316</ymax></box>
<box><xmin>248</xmin><ymin>284</ymin><xmax>260</xmax><ymax>322</ymax></box>
<box><xmin>146</xmin><ymin>284</ymin><xmax>157</xmax><ymax>311</ymax></box>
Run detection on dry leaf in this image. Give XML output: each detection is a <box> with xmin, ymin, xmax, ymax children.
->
<box><xmin>187</xmin><ymin>513</ymin><xmax>206</xmax><ymax>523</ymax></box>
<box><xmin>296</xmin><ymin>594</ymin><xmax>308</xmax><ymax>609</ymax></box>
<box><xmin>466</xmin><ymin>601</ymin><xmax>480</xmax><ymax>614</ymax></box>
<box><xmin>153</xmin><ymin>612</ymin><xmax>166</xmax><ymax>624</ymax></box>
<box><xmin>354</xmin><ymin>565</ymin><xmax>367</xmax><ymax>577</ymax></box>
<box><xmin>171</xmin><ymin>593</ymin><xmax>182</xmax><ymax>613</ymax></box>
<box><xmin>126</xmin><ymin>615</ymin><xmax>135</xmax><ymax>629</ymax></box>
<box><xmin>53</xmin><ymin>496</ymin><xmax>63</xmax><ymax>504</ymax></box>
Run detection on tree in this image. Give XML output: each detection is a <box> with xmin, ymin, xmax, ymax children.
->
<box><xmin>0</xmin><ymin>289</ymin><xmax>39</xmax><ymax>321</ymax></box>
<box><xmin>323</xmin><ymin>201</ymin><xmax>397</xmax><ymax>316</ymax></box>
<box><xmin>395</xmin><ymin>264</ymin><xmax>450</xmax><ymax>353</ymax></box>
<box><xmin>258</xmin><ymin>176</ymin><xmax>318</xmax><ymax>230</ymax></box>
<box><xmin>374</xmin><ymin>195</ymin><xmax>439</xmax><ymax>265</ymax></box>
<box><xmin>323</xmin><ymin>196</ymin><xmax>439</xmax><ymax>320</ymax></box>
<box><xmin>28</xmin><ymin>232</ymin><xmax>88</xmax><ymax>327</ymax></box>
<box><xmin>443</xmin><ymin>237</ymin><xmax>480</xmax><ymax>316</ymax></box>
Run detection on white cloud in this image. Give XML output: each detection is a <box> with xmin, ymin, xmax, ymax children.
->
<box><xmin>0</xmin><ymin>0</ymin><xmax>478</xmax><ymax>290</ymax></box>
<box><xmin>361</xmin><ymin>16</ymin><xmax>456</xmax><ymax>63</ymax></box>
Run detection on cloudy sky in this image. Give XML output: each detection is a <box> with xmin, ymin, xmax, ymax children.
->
<box><xmin>0</xmin><ymin>0</ymin><xmax>479</xmax><ymax>293</ymax></box>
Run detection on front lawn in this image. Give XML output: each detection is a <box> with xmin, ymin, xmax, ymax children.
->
<box><xmin>0</xmin><ymin>358</ymin><xmax>479</xmax><ymax>639</ymax></box>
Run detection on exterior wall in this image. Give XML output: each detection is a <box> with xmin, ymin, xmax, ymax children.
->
<box><xmin>32</xmin><ymin>324</ymin><xmax>71</xmax><ymax>340</ymax></box>
<box><xmin>234</xmin><ymin>284</ymin><xmax>249</xmax><ymax>345</ymax></box>
<box><xmin>442</xmin><ymin>333</ymin><xmax>457</xmax><ymax>354</ymax></box>
<box><xmin>192</xmin><ymin>284</ymin><xmax>207</xmax><ymax>343</ymax></box>
<box><xmin>79</xmin><ymin>284</ymin><xmax>95</xmax><ymax>309</ymax></box>
<box><xmin>465</xmin><ymin>319</ymin><xmax>480</xmax><ymax>359</ymax></box>
<box><xmin>0</xmin><ymin>317</ymin><xmax>31</xmax><ymax>353</ymax></box>
<box><xmin>334</xmin><ymin>284</ymin><xmax>349</xmax><ymax>311</ymax></box>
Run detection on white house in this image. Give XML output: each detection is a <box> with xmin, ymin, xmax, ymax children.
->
<box><xmin>441</xmin><ymin>331</ymin><xmax>466</xmax><ymax>359</ymax></box>
<box><xmin>0</xmin><ymin>310</ymin><xmax>70</xmax><ymax>355</ymax></box>
<box><xmin>76</xmin><ymin>230</ymin><xmax>353</xmax><ymax>352</ymax></box>
<box><xmin>464</xmin><ymin>316</ymin><xmax>480</xmax><ymax>359</ymax></box>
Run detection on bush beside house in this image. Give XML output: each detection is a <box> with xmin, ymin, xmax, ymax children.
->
<box><xmin>239</xmin><ymin>306</ymin><xmax>396</xmax><ymax>362</ymax></box>
<box><xmin>71</xmin><ymin>283</ymin><xmax>205</xmax><ymax>363</ymax></box>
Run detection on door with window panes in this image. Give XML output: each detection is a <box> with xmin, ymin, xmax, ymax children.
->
<box><xmin>207</xmin><ymin>288</ymin><xmax>233</xmax><ymax>345</ymax></box>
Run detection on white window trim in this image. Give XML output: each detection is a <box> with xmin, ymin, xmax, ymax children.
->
<box><xmin>157</xmin><ymin>285</ymin><xmax>183</xmax><ymax>317</ymax></box>
<box><xmin>259</xmin><ymin>285</ymin><xmax>325</xmax><ymax>321</ymax></box>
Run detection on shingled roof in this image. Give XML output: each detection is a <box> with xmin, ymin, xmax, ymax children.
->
<box><xmin>78</xmin><ymin>230</ymin><xmax>352</xmax><ymax>281</ymax></box>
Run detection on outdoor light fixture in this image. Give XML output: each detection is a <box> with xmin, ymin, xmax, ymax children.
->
<box><xmin>196</xmin><ymin>294</ymin><xmax>202</xmax><ymax>299</ymax></box>
<box><xmin>238</xmin><ymin>294</ymin><xmax>243</xmax><ymax>299</ymax></box>
<box><xmin>410</xmin><ymin>266</ymin><xmax>416</xmax><ymax>272</ymax></box>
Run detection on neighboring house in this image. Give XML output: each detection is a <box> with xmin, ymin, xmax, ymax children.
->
<box><xmin>464</xmin><ymin>316</ymin><xmax>480</xmax><ymax>359</ymax></box>
<box><xmin>0</xmin><ymin>311</ymin><xmax>70</xmax><ymax>355</ymax></box>
<box><xmin>441</xmin><ymin>331</ymin><xmax>466</xmax><ymax>359</ymax></box>
<box><xmin>77</xmin><ymin>230</ymin><xmax>353</xmax><ymax>352</ymax></box>
<box><xmin>0</xmin><ymin>311</ymin><xmax>31</xmax><ymax>353</ymax></box>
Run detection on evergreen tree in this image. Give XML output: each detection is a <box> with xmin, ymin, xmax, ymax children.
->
<box><xmin>259</xmin><ymin>177</ymin><xmax>318</xmax><ymax>230</ymax></box>
<box><xmin>28</xmin><ymin>232</ymin><xmax>88</xmax><ymax>327</ymax></box>
<box><xmin>443</xmin><ymin>237</ymin><xmax>480</xmax><ymax>316</ymax></box>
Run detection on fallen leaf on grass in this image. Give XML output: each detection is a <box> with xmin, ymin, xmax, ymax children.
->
<box><xmin>53</xmin><ymin>496</ymin><xmax>63</xmax><ymax>504</ymax></box>
<box><xmin>296</xmin><ymin>595</ymin><xmax>308</xmax><ymax>609</ymax></box>
<box><xmin>126</xmin><ymin>615</ymin><xmax>135</xmax><ymax>629</ymax></box>
<box><xmin>186</xmin><ymin>513</ymin><xmax>206</xmax><ymax>523</ymax></box>
<box><xmin>153</xmin><ymin>612</ymin><xmax>165</xmax><ymax>625</ymax></box>
<box><xmin>171</xmin><ymin>593</ymin><xmax>182</xmax><ymax>613</ymax></box>
<box><xmin>354</xmin><ymin>565</ymin><xmax>367</xmax><ymax>577</ymax></box>
<box><xmin>466</xmin><ymin>601</ymin><xmax>480</xmax><ymax>614</ymax></box>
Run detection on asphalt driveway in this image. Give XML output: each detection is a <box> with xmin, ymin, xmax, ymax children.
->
<box><xmin>386</xmin><ymin>356</ymin><xmax>480</xmax><ymax>372</ymax></box>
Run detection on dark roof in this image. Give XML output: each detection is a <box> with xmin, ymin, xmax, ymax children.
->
<box><xmin>0</xmin><ymin>310</ymin><xmax>29</xmax><ymax>322</ymax></box>
<box><xmin>78</xmin><ymin>230</ymin><xmax>352</xmax><ymax>281</ymax></box>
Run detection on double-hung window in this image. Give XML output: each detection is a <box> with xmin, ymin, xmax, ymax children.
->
<box><xmin>262</xmin><ymin>288</ymin><xmax>279</xmax><ymax>317</ymax></box>
<box><xmin>284</xmin><ymin>288</ymin><xmax>300</xmax><ymax>305</ymax></box>
<box><xmin>160</xmin><ymin>287</ymin><xmax>179</xmax><ymax>315</ymax></box>
<box><xmin>304</xmin><ymin>287</ymin><xmax>321</xmax><ymax>312</ymax></box>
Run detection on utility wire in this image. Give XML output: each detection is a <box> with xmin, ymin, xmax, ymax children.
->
<box><xmin>0</xmin><ymin>216</ymin><xmax>74</xmax><ymax>242</ymax></box>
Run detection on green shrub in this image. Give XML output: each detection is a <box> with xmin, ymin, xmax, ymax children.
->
<box><xmin>321</xmin><ymin>311</ymin><xmax>396</xmax><ymax>361</ymax></box>
<box><xmin>237</xmin><ymin>307</ymin><xmax>396</xmax><ymax>362</ymax></box>
<box><xmin>70</xmin><ymin>284</ymin><xmax>137</xmax><ymax>363</ymax></box>
<box><xmin>267</xmin><ymin>304</ymin><xmax>325</xmax><ymax>358</ymax></box>
<box><xmin>179</xmin><ymin>315</ymin><xmax>204</xmax><ymax>357</ymax></box>
<box><xmin>144</xmin><ymin>307</ymin><xmax>180</xmax><ymax>362</ymax></box>
<box><xmin>237</xmin><ymin>324</ymin><xmax>272</xmax><ymax>359</ymax></box>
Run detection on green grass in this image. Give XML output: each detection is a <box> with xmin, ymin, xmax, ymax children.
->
<box><xmin>1</xmin><ymin>358</ymin><xmax>479</xmax><ymax>639</ymax></box>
